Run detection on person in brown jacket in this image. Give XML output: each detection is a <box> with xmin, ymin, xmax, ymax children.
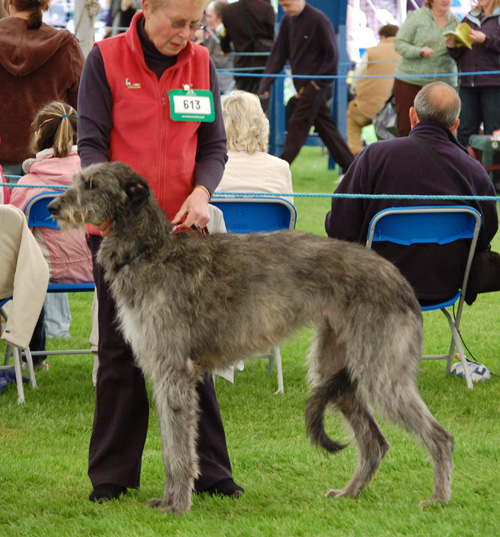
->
<box><xmin>0</xmin><ymin>0</ymin><xmax>84</xmax><ymax>178</ymax></box>
<box><xmin>347</xmin><ymin>24</ymin><xmax>400</xmax><ymax>156</ymax></box>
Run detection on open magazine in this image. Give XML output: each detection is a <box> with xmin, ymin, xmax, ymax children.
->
<box><xmin>443</xmin><ymin>22</ymin><xmax>473</xmax><ymax>49</ymax></box>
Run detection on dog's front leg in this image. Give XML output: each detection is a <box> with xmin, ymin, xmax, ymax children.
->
<box><xmin>147</xmin><ymin>365</ymin><xmax>201</xmax><ymax>515</ymax></box>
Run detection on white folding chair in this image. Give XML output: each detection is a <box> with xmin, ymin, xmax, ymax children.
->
<box><xmin>366</xmin><ymin>205</ymin><xmax>482</xmax><ymax>389</ymax></box>
<box><xmin>1</xmin><ymin>299</ymin><xmax>37</xmax><ymax>404</ymax></box>
<box><xmin>211</xmin><ymin>195</ymin><xmax>297</xmax><ymax>394</ymax></box>
<box><xmin>23</xmin><ymin>192</ymin><xmax>95</xmax><ymax>357</ymax></box>
<box><xmin>0</xmin><ymin>205</ymin><xmax>48</xmax><ymax>403</ymax></box>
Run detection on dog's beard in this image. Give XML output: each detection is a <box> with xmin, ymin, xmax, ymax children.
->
<box><xmin>53</xmin><ymin>206</ymin><xmax>88</xmax><ymax>230</ymax></box>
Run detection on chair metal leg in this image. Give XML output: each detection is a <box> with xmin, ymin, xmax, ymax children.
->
<box><xmin>2</xmin><ymin>306</ymin><xmax>37</xmax><ymax>400</ymax></box>
<box><xmin>12</xmin><ymin>347</ymin><xmax>25</xmax><ymax>404</ymax></box>
<box><xmin>273</xmin><ymin>346</ymin><xmax>284</xmax><ymax>394</ymax></box>
<box><xmin>236</xmin><ymin>348</ymin><xmax>284</xmax><ymax>394</ymax></box>
<box><xmin>441</xmin><ymin>308</ymin><xmax>473</xmax><ymax>389</ymax></box>
<box><xmin>1</xmin><ymin>345</ymin><xmax>37</xmax><ymax>402</ymax></box>
<box><xmin>23</xmin><ymin>348</ymin><xmax>37</xmax><ymax>390</ymax></box>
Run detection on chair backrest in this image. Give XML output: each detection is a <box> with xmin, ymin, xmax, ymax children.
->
<box><xmin>366</xmin><ymin>205</ymin><xmax>482</xmax><ymax>300</ymax></box>
<box><xmin>23</xmin><ymin>191</ymin><xmax>64</xmax><ymax>230</ymax></box>
<box><xmin>366</xmin><ymin>206</ymin><xmax>482</xmax><ymax>247</ymax></box>
<box><xmin>23</xmin><ymin>191</ymin><xmax>94</xmax><ymax>292</ymax></box>
<box><xmin>210</xmin><ymin>196</ymin><xmax>297</xmax><ymax>233</ymax></box>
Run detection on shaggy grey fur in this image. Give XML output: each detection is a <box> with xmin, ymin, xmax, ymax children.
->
<box><xmin>48</xmin><ymin>162</ymin><xmax>454</xmax><ymax>514</ymax></box>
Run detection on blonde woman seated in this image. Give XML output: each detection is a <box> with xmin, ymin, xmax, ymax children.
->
<box><xmin>216</xmin><ymin>90</ymin><xmax>293</xmax><ymax>203</ymax></box>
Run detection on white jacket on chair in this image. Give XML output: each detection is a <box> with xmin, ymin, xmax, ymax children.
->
<box><xmin>0</xmin><ymin>205</ymin><xmax>49</xmax><ymax>349</ymax></box>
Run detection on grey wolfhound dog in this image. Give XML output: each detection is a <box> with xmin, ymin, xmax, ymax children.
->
<box><xmin>48</xmin><ymin>162</ymin><xmax>453</xmax><ymax>515</ymax></box>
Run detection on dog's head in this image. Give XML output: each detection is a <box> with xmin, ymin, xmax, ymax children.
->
<box><xmin>48</xmin><ymin>162</ymin><xmax>151</xmax><ymax>229</ymax></box>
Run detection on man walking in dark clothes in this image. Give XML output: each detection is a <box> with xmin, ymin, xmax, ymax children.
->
<box><xmin>258</xmin><ymin>0</ymin><xmax>353</xmax><ymax>172</ymax></box>
<box><xmin>219</xmin><ymin>0</ymin><xmax>275</xmax><ymax>94</ymax></box>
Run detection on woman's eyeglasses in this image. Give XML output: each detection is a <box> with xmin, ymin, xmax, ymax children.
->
<box><xmin>166</xmin><ymin>15</ymin><xmax>206</xmax><ymax>32</ymax></box>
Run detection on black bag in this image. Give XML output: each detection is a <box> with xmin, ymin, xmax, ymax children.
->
<box><xmin>373</xmin><ymin>93</ymin><xmax>397</xmax><ymax>141</ymax></box>
<box><xmin>465</xmin><ymin>246</ymin><xmax>500</xmax><ymax>305</ymax></box>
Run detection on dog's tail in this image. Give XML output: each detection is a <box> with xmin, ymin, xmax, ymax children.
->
<box><xmin>305</xmin><ymin>368</ymin><xmax>355</xmax><ymax>454</ymax></box>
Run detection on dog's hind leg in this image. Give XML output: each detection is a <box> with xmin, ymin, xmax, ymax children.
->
<box><xmin>374</xmin><ymin>380</ymin><xmax>454</xmax><ymax>505</ymax></box>
<box><xmin>323</xmin><ymin>369</ymin><xmax>391</xmax><ymax>499</ymax></box>
<box><xmin>146</xmin><ymin>364</ymin><xmax>201</xmax><ymax>515</ymax></box>
<box><xmin>306</xmin><ymin>325</ymin><xmax>390</xmax><ymax>499</ymax></box>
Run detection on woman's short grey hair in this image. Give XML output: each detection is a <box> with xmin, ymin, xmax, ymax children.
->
<box><xmin>413</xmin><ymin>82</ymin><xmax>461</xmax><ymax>128</ymax></box>
<box><xmin>221</xmin><ymin>90</ymin><xmax>269</xmax><ymax>154</ymax></box>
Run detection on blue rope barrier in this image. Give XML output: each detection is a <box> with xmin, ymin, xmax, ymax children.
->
<box><xmin>4</xmin><ymin>184</ymin><xmax>500</xmax><ymax>201</ymax></box>
<box><xmin>0</xmin><ymin>182</ymin><xmax>69</xmax><ymax>190</ymax></box>
<box><xmin>3</xmin><ymin>182</ymin><xmax>68</xmax><ymax>189</ymax></box>
<box><xmin>216</xmin><ymin>70</ymin><xmax>500</xmax><ymax>80</ymax></box>
<box><xmin>230</xmin><ymin>52</ymin><xmax>271</xmax><ymax>57</ymax></box>
<box><xmin>215</xmin><ymin>192</ymin><xmax>500</xmax><ymax>201</ymax></box>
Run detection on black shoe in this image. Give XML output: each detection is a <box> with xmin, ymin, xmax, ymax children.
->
<box><xmin>202</xmin><ymin>478</ymin><xmax>244</xmax><ymax>498</ymax></box>
<box><xmin>89</xmin><ymin>484</ymin><xmax>128</xmax><ymax>503</ymax></box>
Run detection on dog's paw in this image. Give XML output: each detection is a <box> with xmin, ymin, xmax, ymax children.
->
<box><xmin>147</xmin><ymin>497</ymin><xmax>191</xmax><ymax>515</ymax></box>
<box><xmin>147</xmin><ymin>498</ymin><xmax>165</xmax><ymax>509</ymax></box>
<box><xmin>418</xmin><ymin>498</ymin><xmax>448</xmax><ymax>509</ymax></box>
<box><xmin>325</xmin><ymin>488</ymin><xmax>356</xmax><ymax>499</ymax></box>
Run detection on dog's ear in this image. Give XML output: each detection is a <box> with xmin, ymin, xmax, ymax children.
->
<box><xmin>124</xmin><ymin>173</ymin><xmax>151</xmax><ymax>214</ymax></box>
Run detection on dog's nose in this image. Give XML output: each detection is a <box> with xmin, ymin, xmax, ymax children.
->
<box><xmin>47</xmin><ymin>198</ymin><xmax>60</xmax><ymax>215</ymax></box>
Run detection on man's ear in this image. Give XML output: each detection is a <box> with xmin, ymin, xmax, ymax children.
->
<box><xmin>409</xmin><ymin>106</ymin><xmax>419</xmax><ymax>128</ymax></box>
<box><xmin>450</xmin><ymin>118</ymin><xmax>460</xmax><ymax>133</ymax></box>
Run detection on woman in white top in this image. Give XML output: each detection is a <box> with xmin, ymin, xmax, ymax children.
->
<box><xmin>216</xmin><ymin>90</ymin><xmax>293</xmax><ymax>204</ymax></box>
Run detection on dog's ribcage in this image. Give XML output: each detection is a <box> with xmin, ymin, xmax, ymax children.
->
<box><xmin>106</xmin><ymin>230</ymin><xmax>421</xmax><ymax>381</ymax></box>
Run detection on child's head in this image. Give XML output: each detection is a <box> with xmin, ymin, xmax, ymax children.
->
<box><xmin>30</xmin><ymin>101</ymin><xmax>77</xmax><ymax>158</ymax></box>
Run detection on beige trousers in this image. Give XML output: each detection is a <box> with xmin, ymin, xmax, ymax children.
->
<box><xmin>347</xmin><ymin>99</ymin><xmax>372</xmax><ymax>155</ymax></box>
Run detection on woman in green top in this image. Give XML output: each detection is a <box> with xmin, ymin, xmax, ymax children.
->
<box><xmin>393</xmin><ymin>0</ymin><xmax>459</xmax><ymax>136</ymax></box>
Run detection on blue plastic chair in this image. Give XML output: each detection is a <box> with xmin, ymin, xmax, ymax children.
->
<box><xmin>366</xmin><ymin>205</ymin><xmax>482</xmax><ymax>389</ymax></box>
<box><xmin>210</xmin><ymin>195</ymin><xmax>298</xmax><ymax>393</ymax></box>
<box><xmin>210</xmin><ymin>195</ymin><xmax>297</xmax><ymax>234</ymax></box>
<box><xmin>23</xmin><ymin>191</ymin><xmax>95</xmax><ymax>357</ymax></box>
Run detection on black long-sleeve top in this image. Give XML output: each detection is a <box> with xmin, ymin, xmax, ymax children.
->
<box><xmin>258</xmin><ymin>2</ymin><xmax>338</xmax><ymax>94</ymax></box>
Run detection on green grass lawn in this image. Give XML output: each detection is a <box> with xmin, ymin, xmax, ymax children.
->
<box><xmin>1</xmin><ymin>146</ymin><xmax>500</xmax><ymax>537</ymax></box>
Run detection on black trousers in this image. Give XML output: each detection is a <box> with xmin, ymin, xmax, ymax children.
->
<box><xmin>281</xmin><ymin>82</ymin><xmax>354</xmax><ymax>173</ymax></box>
<box><xmin>87</xmin><ymin>235</ymin><xmax>233</xmax><ymax>491</ymax></box>
<box><xmin>28</xmin><ymin>308</ymin><xmax>46</xmax><ymax>364</ymax></box>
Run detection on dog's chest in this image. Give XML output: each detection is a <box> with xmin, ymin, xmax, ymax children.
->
<box><xmin>116</xmin><ymin>299</ymin><xmax>152</xmax><ymax>354</ymax></box>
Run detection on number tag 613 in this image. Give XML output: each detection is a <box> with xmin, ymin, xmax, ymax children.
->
<box><xmin>168</xmin><ymin>89</ymin><xmax>215</xmax><ymax>122</ymax></box>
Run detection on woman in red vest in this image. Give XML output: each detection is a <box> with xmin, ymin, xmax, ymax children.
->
<box><xmin>77</xmin><ymin>0</ymin><xmax>243</xmax><ymax>503</ymax></box>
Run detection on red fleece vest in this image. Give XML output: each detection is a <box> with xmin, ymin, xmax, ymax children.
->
<box><xmin>97</xmin><ymin>14</ymin><xmax>210</xmax><ymax>220</ymax></box>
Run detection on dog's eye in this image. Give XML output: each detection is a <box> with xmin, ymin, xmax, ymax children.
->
<box><xmin>84</xmin><ymin>180</ymin><xmax>96</xmax><ymax>190</ymax></box>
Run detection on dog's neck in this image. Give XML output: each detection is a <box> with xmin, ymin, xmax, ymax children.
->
<box><xmin>113</xmin><ymin>242</ymin><xmax>153</xmax><ymax>272</ymax></box>
<box><xmin>98</xmin><ymin>197</ymin><xmax>172</xmax><ymax>275</ymax></box>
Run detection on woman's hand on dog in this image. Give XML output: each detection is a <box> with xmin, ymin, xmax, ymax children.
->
<box><xmin>172</xmin><ymin>187</ymin><xmax>211</xmax><ymax>230</ymax></box>
<box><xmin>97</xmin><ymin>218</ymin><xmax>113</xmax><ymax>237</ymax></box>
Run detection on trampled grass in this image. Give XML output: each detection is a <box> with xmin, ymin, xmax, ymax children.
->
<box><xmin>1</xmin><ymin>146</ymin><xmax>499</xmax><ymax>537</ymax></box>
